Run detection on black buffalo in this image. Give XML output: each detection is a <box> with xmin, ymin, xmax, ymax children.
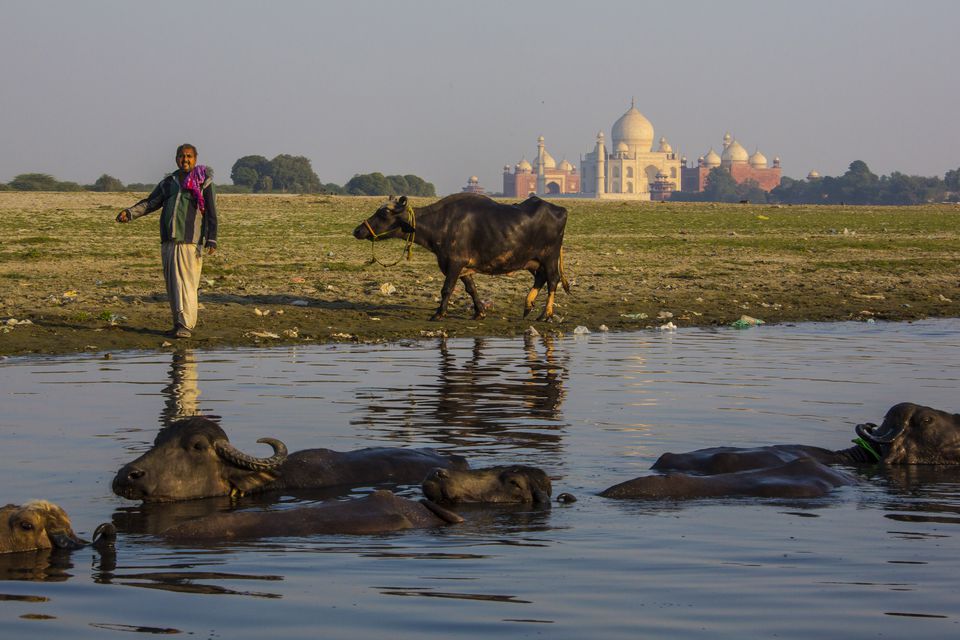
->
<box><xmin>161</xmin><ymin>490</ymin><xmax>464</xmax><ymax>540</ymax></box>
<box><xmin>421</xmin><ymin>465</ymin><xmax>553</xmax><ymax>504</ymax></box>
<box><xmin>601</xmin><ymin>403</ymin><xmax>960</xmax><ymax>500</ymax></box>
<box><xmin>353</xmin><ymin>193</ymin><xmax>569</xmax><ymax>320</ymax></box>
<box><xmin>112</xmin><ymin>417</ymin><xmax>469</xmax><ymax>502</ymax></box>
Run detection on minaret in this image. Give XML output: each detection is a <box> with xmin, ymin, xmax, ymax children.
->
<box><xmin>536</xmin><ymin>135</ymin><xmax>546</xmax><ymax>195</ymax></box>
<box><xmin>595</xmin><ymin>131</ymin><xmax>606</xmax><ymax>196</ymax></box>
<box><xmin>722</xmin><ymin>132</ymin><xmax>732</xmax><ymax>150</ymax></box>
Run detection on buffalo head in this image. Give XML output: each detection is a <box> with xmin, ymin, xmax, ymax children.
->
<box><xmin>421</xmin><ymin>465</ymin><xmax>552</xmax><ymax>504</ymax></box>
<box><xmin>1</xmin><ymin>501</ymin><xmax>86</xmax><ymax>553</ymax></box>
<box><xmin>352</xmin><ymin>195</ymin><xmax>413</xmax><ymax>241</ymax></box>
<box><xmin>112</xmin><ymin>416</ymin><xmax>288</xmax><ymax>502</ymax></box>
<box><xmin>856</xmin><ymin>403</ymin><xmax>960</xmax><ymax>465</ymax></box>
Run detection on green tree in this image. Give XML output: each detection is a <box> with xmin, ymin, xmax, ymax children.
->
<box><xmin>702</xmin><ymin>167</ymin><xmax>739</xmax><ymax>202</ymax></box>
<box><xmin>9</xmin><ymin>173</ymin><xmax>61</xmax><ymax>191</ymax></box>
<box><xmin>269</xmin><ymin>154</ymin><xmax>322</xmax><ymax>193</ymax></box>
<box><xmin>944</xmin><ymin>168</ymin><xmax>960</xmax><ymax>192</ymax></box>
<box><xmin>231</xmin><ymin>155</ymin><xmax>272</xmax><ymax>189</ymax></box>
<box><xmin>91</xmin><ymin>174</ymin><xmax>125</xmax><ymax>192</ymax></box>
<box><xmin>345</xmin><ymin>172</ymin><xmax>390</xmax><ymax>196</ymax></box>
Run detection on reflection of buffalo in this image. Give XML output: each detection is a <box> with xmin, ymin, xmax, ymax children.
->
<box><xmin>1</xmin><ymin>501</ymin><xmax>89</xmax><ymax>553</ymax></box>
<box><xmin>113</xmin><ymin>417</ymin><xmax>469</xmax><ymax>502</ymax></box>
<box><xmin>601</xmin><ymin>403</ymin><xmax>960</xmax><ymax>500</ymax></box>
<box><xmin>161</xmin><ymin>491</ymin><xmax>463</xmax><ymax>540</ymax></box>
<box><xmin>422</xmin><ymin>466</ymin><xmax>552</xmax><ymax>504</ymax></box>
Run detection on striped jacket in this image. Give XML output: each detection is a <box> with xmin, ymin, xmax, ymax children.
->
<box><xmin>127</xmin><ymin>169</ymin><xmax>218</xmax><ymax>248</ymax></box>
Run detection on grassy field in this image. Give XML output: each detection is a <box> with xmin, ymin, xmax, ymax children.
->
<box><xmin>1</xmin><ymin>191</ymin><xmax>958</xmax><ymax>356</ymax></box>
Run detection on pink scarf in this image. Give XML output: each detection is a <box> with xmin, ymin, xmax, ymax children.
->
<box><xmin>182</xmin><ymin>165</ymin><xmax>208</xmax><ymax>213</ymax></box>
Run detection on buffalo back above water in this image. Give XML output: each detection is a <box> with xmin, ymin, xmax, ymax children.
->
<box><xmin>112</xmin><ymin>417</ymin><xmax>469</xmax><ymax>502</ymax></box>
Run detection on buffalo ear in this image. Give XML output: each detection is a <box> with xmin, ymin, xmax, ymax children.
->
<box><xmin>228</xmin><ymin>469</ymin><xmax>279</xmax><ymax>494</ymax></box>
<box><xmin>533</xmin><ymin>488</ymin><xmax>551</xmax><ymax>503</ymax></box>
<box><xmin>397</xmin><ymin>195</ymin><xmax>407</xmax><ymax>208</ymax></box>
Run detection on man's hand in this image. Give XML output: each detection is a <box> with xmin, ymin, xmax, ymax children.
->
<box><xmin>206</xmin><ymin>246</ymin><xmax>216</xmax><ymax>256</ymax></box>
<box><xmin>116</xmin><ymin>210</ymin><xmax>130</xmax><ymax>223</ymax></box>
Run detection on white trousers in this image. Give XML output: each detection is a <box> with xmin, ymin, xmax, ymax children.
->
<box><xmin>161</xmin><ymin>241</ymin><xmax>203</xmax><ymax>330</ymax></box>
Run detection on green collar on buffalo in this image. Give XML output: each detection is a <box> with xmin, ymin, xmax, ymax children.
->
<box><xmin>851</xmin><ymin>437</ymin><xmax>882</xmax><ymax>462</ymax></box>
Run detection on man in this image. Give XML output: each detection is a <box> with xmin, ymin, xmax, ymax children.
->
<box><xmin>117</xmin><ymin>143</ymin><xmax>218</xmax><ymax>338</ymax></box>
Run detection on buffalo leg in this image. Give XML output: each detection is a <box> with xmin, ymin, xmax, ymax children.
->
<box><xmin>524</xmin><ymin>270</ymin><xmax>547</xmax><ymax>318</ymax></box>
<box><xmin>431</xmin><ymin>266</ymin><xmax>463</xmax><ymax>321</ymax></box>
<box><xmin>460</xmin><ymin>275</ymin><xmax>485</xmax><ymax>319</ymax></box>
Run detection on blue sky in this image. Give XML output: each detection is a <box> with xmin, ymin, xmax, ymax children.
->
<box><xmin>2</xmin><ymin>0</ymin><xmax>957</xmax><ymax>194</ymax></box>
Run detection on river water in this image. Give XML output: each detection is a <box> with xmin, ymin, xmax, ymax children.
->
<box><xmin>1</xmin><ymin>319</ymin><xmax>958</xmax><ymax>638</ymax></box>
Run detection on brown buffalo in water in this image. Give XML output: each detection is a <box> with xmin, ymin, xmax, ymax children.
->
<box><xmin>112</xmin><ymin>417</ymin><xmax>469</xmax><ymax>503</ymax></box>
<box><xmin>353</xmin><ymin>193</ymin><xmax>569</xmax><ymax>321</ymax></box>
<box><xmin>601</xmin><ymin>403</ymin><xmax>960</xmax><ymax>500</ymax></box>
<box><xmin>161</xmin><ymin>490</ymin><xmax>463</xmax><ymax>540</ymax></box>
<box><xmin>1</xmin><ymin>501</ymin><xmax>114</xmax><ymax>553</ymax></box>
<box><xmin>421</xmin><ymin>465</ymin><xmax>553</xmax><ymax>504</ymax></box>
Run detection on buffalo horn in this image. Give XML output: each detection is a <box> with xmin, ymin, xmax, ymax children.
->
<box><xmin>215</xmin><ymin>437</ymin><xmax>288</xmax><ymax>470</ymax></box>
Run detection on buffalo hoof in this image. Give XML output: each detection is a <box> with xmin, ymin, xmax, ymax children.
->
<box><xmin>429</xmin><ymin>311</ymin><xmax>445</xmax><ymax>321</ymax></box>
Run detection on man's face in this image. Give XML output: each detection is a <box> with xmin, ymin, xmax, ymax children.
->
<box><xmin>177</xmin><ymin>148</ymin><xmax>197</xmax><ymax>173</ymax></box>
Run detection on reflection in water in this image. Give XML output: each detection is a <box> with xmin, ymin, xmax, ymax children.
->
<box><xmin>160</xmin><ymin>349</ymin><xmax>202</xmax><ymax>426</ymax></box>
<box><xmin>872</xmin><ymin>465</ymin><xmax>960</xmax><ymax>524</ymax></box>
<box><xmin>353</xmin><ymin>336</ymin><xmax>569</xmax><ymax>460</ymax></box>
<box><xmin>0</xmin><ymin>549</ymin><xmax>75</xmax><ymax>582</ymax></box>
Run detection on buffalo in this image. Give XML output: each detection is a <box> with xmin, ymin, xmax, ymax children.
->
<box><xmin>600</xmin><ymin>403</ymin><xmax>960</xmax><ymax>500</ymax></box>
<box><xmin>421</xmin><ymin>465</ymin><xmax>553</xmax><ymax>504</ymax></box>
<box><xmin>161</xmin><ymin>490</ymin><xmax>463</xmax><ymax>540</ymax></box>
<box><xmin>353</xmin><ymin>193</ymin><xmax>569</xmax><ymax>321</ymax></box>
<box><xmin>1</xmin><ymin>501</ymin><xmax>114</xmax><ymax>553</ymax></box>
<box><xmin>113</xmin><ymin>416</ymin><xmax>469</xmax><ymax>502</ymax></box>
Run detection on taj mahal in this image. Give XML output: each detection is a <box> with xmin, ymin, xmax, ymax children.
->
<box><xmin>499</xmin><ymin>101</ymin><xmax>781</xmax><ymax>200</ymax></box>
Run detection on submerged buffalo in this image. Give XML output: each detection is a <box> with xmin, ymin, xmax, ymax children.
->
<box><xmin>113</xmin><ymin>417</ymin><xmax>469</xmax><ymax>502</ymax></box>
<box><xmin>421</xmin><ymin>465</ymin><xmax>553</xmax><ymax>504</ymax></box>
<box><xmin>601</xmin><ymin>403</ymin><xmax>960</xmax><ymax>500</ymax></box>
<box><xmin>353</xmin><ymin>193</ymin><xmax>569</xmax><ymax>321</ymax></box>
<box><xmin>1</xmin><ymin>501</ymin><xmax>114</xmax><ymax>554</ymax></box>
<box><xmin>161</xmin><ymin>490</ymin><xmax>463</xmax><ymax>540</ymax></box>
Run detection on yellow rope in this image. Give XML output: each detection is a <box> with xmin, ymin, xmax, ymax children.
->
<box><xmin>366</xmin><ymin>205</ymin><xmax>416</xmax><ymax>267</ymax></box>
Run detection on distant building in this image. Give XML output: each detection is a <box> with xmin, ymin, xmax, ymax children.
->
<box><xmin>502</xmin><ymin>136</ymin><xmax>580</xmax><ymax>198</ymax></box>
<box><xmin>681</xmin><ymin>133</ymin><xmax>781</xmax><ymax>193</ymax></box>
<box><xmin>495</xmin><ymin>100</ymin><xmax>782</xmax><ymax>200</ymax></box>
<box><xmin>462</xmin><ymin>176</ymin><xmax>486</xmax><ymax>194</ymax></box>
<box><xmin>580</xmin><ymin>101</ymin><xmax>682</xmax><ymax>200</ymax></box>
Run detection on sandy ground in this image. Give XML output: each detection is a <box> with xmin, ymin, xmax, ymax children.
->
<box><xmin>1</xmin><ymin>192</ymin><xmax>958</xmax><ymax>357</ymax></box>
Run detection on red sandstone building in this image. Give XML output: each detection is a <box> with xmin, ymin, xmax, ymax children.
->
<box><xmin>502</xmin><ymin>136</ymin><xmax>580</xmax><ymax>198</ymax></box>
<box><xmin>680</xmin><ymin>133</ymin><xmax>781</xmax><ymax>193</ymax></box>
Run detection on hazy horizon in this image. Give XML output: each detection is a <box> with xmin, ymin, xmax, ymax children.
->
<box><xmin>2</xmin><ymin>0</ymin><xmax>957</xmax><ymax>195</ymax></box>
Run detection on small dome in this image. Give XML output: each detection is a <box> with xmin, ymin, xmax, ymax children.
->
<box><xmin>703</xmin><ymin>148</ymin><xmax>721</xmax><ymax>167</ymax></box>
<box><xmin>722</xmin><ymin>132</ymin><xmax>732</xmax><ymax>148</ymax></box>
<box><xmin>468</xmin><ymin>176</ymin><xmax>479</xmax><ymax>183</ymax></box>
<box><xmin>559</xmin><ymin>159</ymin><xmax>573</xmax><ymax>171</ymax></box>
<box><xmin>518</xmin><ymin>158</ymin><xmax>532</xmax><ymax>173</ymax></box>
<box><xmin>722</xmin><ymin>140</ymin><xmax>749</xmax><ymax>164</ymax></box>
<box><xmin>611</xmin><ymin>101</ymin><xmax>655</xmax><ymax>152</ymax></box>
<box><xmin>616</xmin><ymin>141</ymin><xmax>629</xmax><ymax>154</ymax></box>
<box><xmin>749</xmin><ymin>149</ymin><xmax>768</xmax><ymax>168</ymax></box>
<box><xmin>657</xmin><ymin>136</ymin><xmax>673</xmax><ymax>154</ymax></box>
<box><xmin>807</xmin><ymin>170</ymin><xmax>821</xmax><ymax>180</ymax></box>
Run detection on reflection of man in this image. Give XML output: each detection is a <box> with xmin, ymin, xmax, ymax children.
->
<box><xmin>161</xmin><ymin>349</ymin><xmax>201</xmax><ymax>425</ymax></box>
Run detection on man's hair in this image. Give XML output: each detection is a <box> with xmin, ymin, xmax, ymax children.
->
<box><xmin>176</xmin><ymin>143</ymin><xmax>198</xmax><ymax>157</ymax></box>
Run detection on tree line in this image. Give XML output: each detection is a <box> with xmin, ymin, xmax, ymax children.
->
<box><xmin>671</xmin><ymin>160</ymin><xmax>960</xmax><ymax>205</ymax></box>
<box><xmin>1</xmin><ymin>153</ymin><xmax>436</xmax><ymax>197</ymax></box>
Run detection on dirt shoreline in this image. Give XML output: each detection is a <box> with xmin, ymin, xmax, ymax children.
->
<box><xmin>1</xmin><ymin>193</ymin><xmax>958</xmax><ymax>358</ymax></box>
